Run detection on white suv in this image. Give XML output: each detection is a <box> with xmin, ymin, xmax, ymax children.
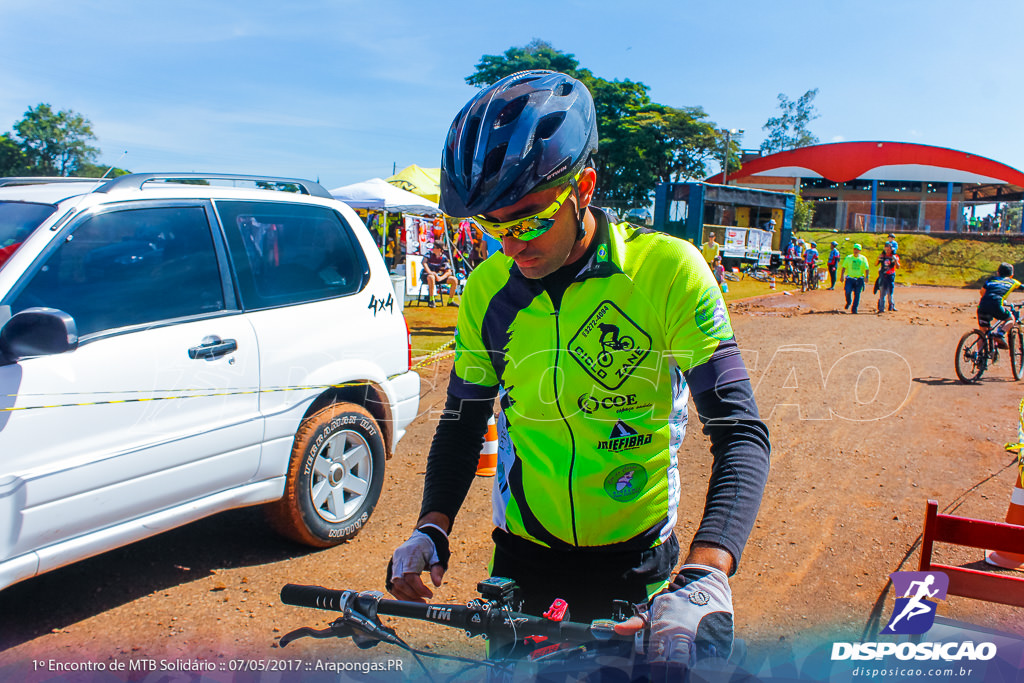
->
<box><xmin>0</xmin><ymin>173</ymin><xmax>420</xmax><ymax>591</ymax></box>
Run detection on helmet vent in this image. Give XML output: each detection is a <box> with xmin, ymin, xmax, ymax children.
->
<box><xmin>555</xmin><ymin>81</ymin><xmax>574</xmax><ymax>97</ymax></box>
<box><xmin>462</xmin><ymin>116</ymin><xmax>481</xmax><ymax>180</ymax></box>
<box><xmin>535</xmin><ymin>112</ymin><xmax>565</xmax><ymax>140</ymax></box>
<box><xmin>482</xmin><ymin>143</ymin><xmax>508</xmax><ymax>181</ymax></box>
<box><xmin>494</xmin><ymin>96</ymin><xmax>529</xmax><ymax>128</ymax></box>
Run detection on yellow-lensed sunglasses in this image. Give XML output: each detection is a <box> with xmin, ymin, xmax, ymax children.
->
<box><xmin>474</xmin><ymin>177</ymin><xmax>578</xmax><ymax>242</ymax></box>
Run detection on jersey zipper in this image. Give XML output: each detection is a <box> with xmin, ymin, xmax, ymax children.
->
<box><xmin>551</xmin><ymin>302</ymin><xmax>580</xmax><ymax>547</ymax></box>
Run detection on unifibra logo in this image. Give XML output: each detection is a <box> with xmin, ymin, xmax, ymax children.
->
<box><xmin>882</xmin><ymin>571</ymin><xmax>948</xmax><ymax>635</ymax></box>
<box><xmin>603</xmin><ymin>463</ymin><xmax>648</xmax><ymax>502</ymax></box>
<box><xmin>596</xmin><ymin>421</ymin><xmax>652</xmax><ymax>452</ymax></box>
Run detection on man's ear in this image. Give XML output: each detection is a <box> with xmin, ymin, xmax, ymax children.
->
<box><xmin>577</xmin><ymin>167</ymin><xmax>597</xmax><ymax>208</ymax></box>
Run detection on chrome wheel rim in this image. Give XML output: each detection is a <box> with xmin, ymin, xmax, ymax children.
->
<box><xmin>308</xmin><ymin>430</ymin><xmax>372</xmax><ymax>523</ymax></box>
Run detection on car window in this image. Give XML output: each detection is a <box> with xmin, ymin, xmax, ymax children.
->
<box><xmin>0</xmin><ymin>201</ymin><xmax>57</xmax><ymax>270</ymax></box>
<box><xmin>10</xmin><ymin>206</ymin><xmax>225</xmax><ymax>336</ymax></box>
<box><xmin>217</xmin><ymin>200</ymin><xmax>367</xmax><ymax>309</ymax></box>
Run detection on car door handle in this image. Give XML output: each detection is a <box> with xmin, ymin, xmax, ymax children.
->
<box><xmin>188</xmin><ymin>336</ymin><xmax>238</xmax><ymax>360</ymax></box>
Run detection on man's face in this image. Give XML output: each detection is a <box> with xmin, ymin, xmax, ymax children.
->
<box><xmin>483</xmin><ymin>183</ymin><xmax>580</xmax><ymax>279</ymax></box>
<box><xmin>709</xmin><ymin>233</ymin><xmax>717</xmax><ymax>243</ymax></box>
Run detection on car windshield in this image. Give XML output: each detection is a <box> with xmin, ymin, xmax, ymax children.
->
<box><xmin>0</xmin><ymin>201</ymin><xmax>57</xmax><ymax>269</ymax></box>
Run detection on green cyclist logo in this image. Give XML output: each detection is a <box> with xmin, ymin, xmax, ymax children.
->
<box><xmin>604</xmin><ymin>463</ymin><xmax>649</xmax><ymax>503</ymax></box>
<box><xmin>695</xmin><ymin>287</ymin><xmax>733</xmax><ymax>341</ymax></box>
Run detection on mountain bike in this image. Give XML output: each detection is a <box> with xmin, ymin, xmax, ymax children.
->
<box><xmin>955</xmin><ymin>303</ymin><xmax>1024</xmax><ymax>383</ymax></box>
<box><xmin>279</xmin><ymin>579</ymin><xmax>641</xmax><ymax>682</ymax></box>
<box><xmin>800</xmin><ymin>262</ymin><xmax>820</xmax><ymax>292</ymax></box>
<box><xmin>739</xmin><ymin>262</ymin><xmax>773</xmax><ymax>283</ymax></box>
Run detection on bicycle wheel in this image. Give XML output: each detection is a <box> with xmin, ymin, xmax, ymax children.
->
<box><xmin>955</xmin><ymin>330</ymin><xmax>987</xmax><ymax>383</ymax></box>
<box><xmin>1010</xmin><ymin>327</ymin><xmax>1024</xmax><ymax>380</ymax></box>
<box><xmin>724</xmin><ymin>272</ymin><xmax>740</xmax><ymax>282</ymax></box>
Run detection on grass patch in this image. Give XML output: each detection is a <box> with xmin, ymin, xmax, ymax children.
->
<box><xmin>404</xmin><ymin>300</ymin><xmax>459</xmax><ymax>357</ymax></box>
<box><xmin>795</xmin><ymin>230</ymin><xmax>1024</xmax><ymax>288</ymax></box>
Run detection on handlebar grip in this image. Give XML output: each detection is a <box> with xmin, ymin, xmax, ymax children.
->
<box><xmin>281</xmin><ymin>584</ymin><xmax>349</xmax><ymax>612</ymax></box>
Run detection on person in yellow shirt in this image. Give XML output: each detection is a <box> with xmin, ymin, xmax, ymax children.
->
<box><xmin>701</xmin><ymin>231</ymin><xmax>721</xmax><ymax>266</ymax></box>
<box><xmin>839</xmin><ymin>243</ymin><xmax>871</xmax><ymax>314</ymax></box>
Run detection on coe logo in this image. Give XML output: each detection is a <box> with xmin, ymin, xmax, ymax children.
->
<box><xmin>577</xmin><ymin>393</ymin><xmax>639</xmax><ymax>414</ymax></box>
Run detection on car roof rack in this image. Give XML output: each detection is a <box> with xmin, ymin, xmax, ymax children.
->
<box><xmin>0</xmin><ymin>177</ymin><xmax>107</xmax><ymax>187</ymax></box>
<box><xmin>95</xmin><ymin>173</ymin><xmax>334</xmax><ymax>199</ymax></box>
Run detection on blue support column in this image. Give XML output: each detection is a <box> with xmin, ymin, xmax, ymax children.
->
<box><xmin>945</xmin><ymin>182</ymin><xmax>953</xmax><ymax>232</ymax></box>
<box><xmin>870</xmin><ymin>180</ymin><xmax>878</xmax><ymax>232</ymax></box>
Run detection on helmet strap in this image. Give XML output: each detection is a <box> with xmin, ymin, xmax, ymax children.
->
<box><xmin>570</xmin><ymin>176</ymin><xmax>587</xmax><ymax>241</ymax></box>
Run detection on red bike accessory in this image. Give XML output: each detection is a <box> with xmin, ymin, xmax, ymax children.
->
<box><xmin>542</xmin><ymin>598</ymin><xmax>569</xmax><ymax>622</ymax></box>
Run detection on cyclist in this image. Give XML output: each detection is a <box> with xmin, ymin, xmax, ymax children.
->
<box><xmin>827</xmin><ymin>241</ymin><xmax>840</xmax><ymax>290</ymax></box>
<box><xmin>783</xmin><ymin>238</ymin><xmax>797</xmax><ymax>280</ymax></box>
<box><xmin>803</xmin><ymin>241</ymin><xmax>819</xmax><ymax>288</ymax></box>
<box><xmin>387</xmin><ymin>70</ymin><xmax>770</xmax><ymax>669</ymax></box>
<box><xmin>978</xmin><ymin>263</ymin><xmax>1022</xmax><ymax>348</ymax></box>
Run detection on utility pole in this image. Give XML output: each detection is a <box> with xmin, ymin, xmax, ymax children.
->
<box><xmin>721</xmin><ymin>129</ymin><xmax>743</xmax><ymax>185</ymax></box>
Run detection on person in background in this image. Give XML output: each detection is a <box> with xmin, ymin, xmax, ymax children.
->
<box><xmin>827</xmin><ymin>241</ymin><xmax>841</xmax><ymax>290</ymax></box>
<box><xmin>712</xmin><ymin>254</ymin><xmax>726</xmax><ymax>289</ymax></box>
<box><xmin>840</xmin><ymin>243</ymin><xmax>870</xmax><ymax>314</ymax></box>
<box><xmin>886</xmin><ymin>233</ymin><xmax>898</xmax><ymax>253</ymax></box>
<box><xmin>701</xmin><ymin>231</ymin><xmax>721</xmax><ymax>266</ymax></box>
<box><xmin>421</xmin><ymin>243</ymin><xmax>458</xmax><ymax>307</ymax></box>
<box><xmin>875</xmin><ymin>242</ymin><xmax>900</xmax><ymax>313</ymax></box>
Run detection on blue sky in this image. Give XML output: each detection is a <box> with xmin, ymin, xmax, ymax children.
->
<box><xmin>2</xmin><ymin>0</ymin><xmax>1022</xmax><ymax>191</ymax></box>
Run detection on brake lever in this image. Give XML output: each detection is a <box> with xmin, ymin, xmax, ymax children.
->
<box><xmin>279</xmin><ymin>619</ymin><xmax>355</xmax><ymax>647</ymax></box>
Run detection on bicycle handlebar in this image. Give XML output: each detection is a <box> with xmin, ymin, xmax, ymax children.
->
<box><xmin>280</xmin><ymin>584</ymin><xmax>625</xmax><ymax>644</ymax></box>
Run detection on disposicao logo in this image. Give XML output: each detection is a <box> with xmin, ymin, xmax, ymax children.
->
<box><xmin>882</xmin><ymin>571</ymin><xmax>948</xmax><ymax>635</ymax></box>
<box><xmin>831</xmin><ymin>571</ymin><xmax>997</xmax><ymax>663</ymax></box>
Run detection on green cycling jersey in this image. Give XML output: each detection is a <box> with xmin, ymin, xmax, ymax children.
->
<box><xmin>450</xmin><ymin>215</ymin><xmax>735</xmax><ymax>551</ymax></box>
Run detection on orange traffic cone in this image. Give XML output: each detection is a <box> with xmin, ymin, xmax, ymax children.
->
<box><xmin>476</xmin><ymin>415</ymin><xmax>498</xmax><ymax>477</ymax></box>
<box><xmin>985</xmin><ymin>467</ymin><xmax>1024</xmax><ymax>569</ymax></box>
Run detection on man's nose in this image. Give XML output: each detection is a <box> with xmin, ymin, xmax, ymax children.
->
<box><xmin>502</xmin><ymin>235</ymin><xmax>526</xmax><ymax>256</ymax></box>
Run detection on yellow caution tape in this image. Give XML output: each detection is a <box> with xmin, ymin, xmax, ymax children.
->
<box><xmin>1</xmin><ymin>381</ymin><xmax>374</xmax><ymax>412</ymax></box>
<box><xmin>411</xmin><ymin>337</ymin><xmax>457</xmax><ymax>371</ymax></box>
<box><xmin>1004</xmin><ymin>399</ymin><xmax>1024</xmax><ymax>479</ymax></box>
<box><xmin>2</xmin><ymin>340</ymin><xmax>460</xmax><ymax>412</ymax></box>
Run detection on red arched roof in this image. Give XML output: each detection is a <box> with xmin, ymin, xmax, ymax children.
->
<box><xmin>708</xmin><ymin>141</ymin><xmax>1024</xmax><ymax>187</ymax></box>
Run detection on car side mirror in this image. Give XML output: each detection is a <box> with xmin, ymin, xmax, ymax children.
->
<box><xmin>0</xmin><ymin>308</ymin><xmax>79</xmax><ymax>362</ymax></box>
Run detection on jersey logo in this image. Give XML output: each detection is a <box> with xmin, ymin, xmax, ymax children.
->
<box><xmin>695</xmin><ymin>287</ymin><xmax>733</xmax><ymax>341</ymax></box>
<box><xmin>603</xmin><ymin>463</ymin><xmax>649</xmax><ymax>503</ymax></box>
<box><xmin>596</xmin><ymin>420</ymin><xmax>653</xmax><ymax>452</ymax></box>
<box><xmin>568</xmin><ymin>301</ymin><xmax>652</xmax><ymax>390</ymax></box>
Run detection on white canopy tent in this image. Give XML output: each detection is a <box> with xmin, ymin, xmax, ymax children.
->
<box><xmin>329</xmin><ymin>177</ymin><xmax>441</xmax><ymax>214</ymax></box>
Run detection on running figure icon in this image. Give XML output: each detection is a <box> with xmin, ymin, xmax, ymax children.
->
<box><xmin>887</xmin><ymin>575</ymin><xmax>938</xmax><ymax>629</ymax></box>
<box><xmin>882</xmin><ymin>571</ymin><xmax>948</xmax><ymax>635</ymax></box>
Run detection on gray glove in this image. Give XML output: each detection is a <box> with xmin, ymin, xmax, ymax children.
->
<box><xmin>647</xmin><ymin>564</ymin><xmax>733</xmax><ymax>665</ymax></box>
<box><xmin>385</xmin><ymin>524</ymin><xmax>450</xmax><ymax>591</ymax></box>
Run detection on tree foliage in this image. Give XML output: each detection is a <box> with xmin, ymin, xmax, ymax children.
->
<box><xmin>760</xmin><ymin>89</ymin><xmax>820</xmax><ymax>155</ymax></box>
<box><xmin>793</xmin><ymin>193</ymin><xmax>815</xmax><ymax>231</ymax></box>
<box><xmin>12</xmin><ymin>103</ymin><xmax>100</xmax><ymax>176</ymax></box>
<box><xmin>0</xmin><ymin>133</ymin><xmax>27</xmax><ymax>176</ymax></box>
<box><xmin>464</xmin><ymin>41</ymin><xmax>726</xmax><ymax>209</ymax></box>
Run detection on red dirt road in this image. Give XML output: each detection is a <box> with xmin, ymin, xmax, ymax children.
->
<box><xmin>1</xmin><ymin>285</ymin><xmax>1022</xmax><ymax>676</ymax></box>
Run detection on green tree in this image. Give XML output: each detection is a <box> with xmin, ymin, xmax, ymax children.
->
<box><xmin>760</xmin><ymin>89</ymin><xmax>820</xmax><ymax>155</ymax></box>
<box><xmin>0</xmin><ymin>133</ymin><xmax>28</xmax><ymax>176</ymax></box>
<box><xmin>793</xmin><ymin>193</ymin><xmax>815</xmax><ymax>231</ymax></box>
<box><xmin>466</xmin><ymin>39</ymin><xmax>585</xmax><ymax>87</ymax></box>
<box><xmin>76</xmin><ymin>162</ymin><xmax>130</xmax><ymax>178</ymax></box>
<box><xmin>465</xmin><ymin>42</ymin><xmax>723</xmax><ymax>210</ymax></box>
<box><xmin>13</xmin><ymin>103</ymin><xmax>100</xmax><ymax>176</ymax></box>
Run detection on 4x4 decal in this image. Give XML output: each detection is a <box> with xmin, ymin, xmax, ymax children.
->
<box><xmin>568</xmin><ymin>301</ymin><xmax>651</xmax><ymax>390</ymax></box>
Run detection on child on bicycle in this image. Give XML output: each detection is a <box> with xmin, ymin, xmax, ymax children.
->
<box><xmin>978</xmin><ymin>262</ymin><xmax>1022</xmax><ymax>348</ymax></box>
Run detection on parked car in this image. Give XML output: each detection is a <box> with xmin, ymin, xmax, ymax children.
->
<box><xmin>0</xmin><ymin>173</ymin><xmax>419</xmax><ymax>591</ymax></box>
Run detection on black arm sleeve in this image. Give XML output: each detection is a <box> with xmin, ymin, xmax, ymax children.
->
<box><xmin>685</xmin><ymin>371</ymin><xmax>770</xmax><ymax>573</ymax></box>
<box><xmin>418</xmin><ymin>392</ymin><xmax>495</xmax><ymax>525</ymax></box>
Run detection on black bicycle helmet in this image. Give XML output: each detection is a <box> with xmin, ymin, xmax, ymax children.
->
<box><xmin>439</xmin><ymin>70</ymin><xmax>598</xmax><ymax>218</ymax></box>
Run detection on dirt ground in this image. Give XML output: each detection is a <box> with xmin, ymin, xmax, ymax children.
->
<box><xmin>2</xmin><ymin>284</ymin><xmax>1023</xmax><ymax>678</ymax></box>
